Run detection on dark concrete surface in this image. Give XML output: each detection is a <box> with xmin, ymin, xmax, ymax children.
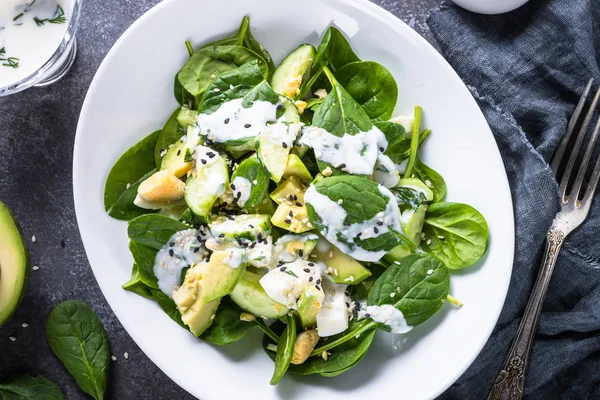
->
<box><xmin>0</xmin><ymin>0</ymin><xmax>440</xmax><ymax>398</ymax></box>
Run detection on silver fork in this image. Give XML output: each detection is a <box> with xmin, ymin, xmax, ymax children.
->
<box><xmin>488</xmin><ymin>78</ymin><xmax>600</xmax><ymax>400</ymax></box>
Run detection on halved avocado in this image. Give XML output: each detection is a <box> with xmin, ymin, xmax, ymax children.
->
<box><xmin>0</xmin><ymin>201</ymin><xmax>30</xmax><ymax>327</ymax></box>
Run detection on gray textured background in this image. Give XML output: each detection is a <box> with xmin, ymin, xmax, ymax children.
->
<box><xmin>0</xmin><ymin>0</ymin><xmax>440</xmax><ymax>398</ymax></box>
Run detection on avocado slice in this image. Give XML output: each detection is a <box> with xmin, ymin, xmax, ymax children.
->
<box><xmin>229</xmin><ymin>271</ymin><xmax>289</xmax><ymax>319</ymax></box>
<box><xmin>283</xmin><ymin>154</ymin><xmax>312</xmax><ymax>183</ymax></box>
<box><xmin>273</xmin><ymin>234</ymin><xmax>318</xmax><ymax>261</ymax></box>
<box><xmin>199</xmin><ymin>250</ymin><xmax>247</xmax><ymax>303</ymax></box>
<box><xmin>270</xmin><ymin>176</ymin><xmax>306</xmax><ymax>205</ymax></box>
<box><xmin>271</xmin><ymin>203</ymin><xmax>311</xmax><ymax>233</ymax></box>
<box><xmin>296</xmin><ymin>285</ymin><xmax>324</xmax><ymax>329</ymax></box>
<box><xmin>0</xmin><ymin>201</ymin><xmax>29</xmax><ymax>327</ymax></box>
<box><xmin>209</xmin><ymin>214</ymin><xmax>271</xmax><ymax>241</ymax></box>
<box><xmin>312</xmin><ymin>239</ymin><xmax>371</xmax><ymax>284</ymax></box>
<box><xmin>161</xmin><ymin>140</ymin><xmax>193</xmax><ymax>178</ymax></box>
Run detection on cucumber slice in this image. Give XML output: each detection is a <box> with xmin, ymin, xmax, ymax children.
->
<box><xmin>184</xmin><ymin>147</ymin><xmax>229</xmax><ymax>220</ymax></box>
<box><xmin>230</xmin><ymin>271</ymin><xmax>290</xmax><ymax>319</ymax></box>
<box><xmin>272</xmin><ymin>44</ymin><xmax>317</xmax><ymax>98</ymax></box>
<box><xmin>257</xmin><ymin>123</ymin><xmax>301</xmax><ymax>182</ymax></box>
<box><xmin>161</xmin><ymin>140</ymin><xmax>192</xmax><ymax>178</ymax></box>
<box><xmin>177</xmin><ymin>106</ymin><xmax>199</xmax><ymax>129</ymax></box>
<box><xmin>398</xmin><ymin>178</ymin><xmax>434</xmax><ymax>201</ymax></box>
<box><xmin>209</xmin><ymin>214</ymin><xmax>271</xmax><ymax>241</ymax></box>
<box><xmin>400</xmin><ymin>204</ymin><xmax>427</xmax><ymax>246</ymax></box>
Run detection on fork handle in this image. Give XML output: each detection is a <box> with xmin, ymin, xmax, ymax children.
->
<box><xmin>488</xmin><ymin>226</ymin><xmax>565</xmax><ymax>400</ymax></box>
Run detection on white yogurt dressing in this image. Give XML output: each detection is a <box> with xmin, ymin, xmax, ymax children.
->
<box><xmin>247</xmin><ymin>236</ymin><xmax>273</xmax><ymax>268</ymax></box>
<box><xmin>373</xmin><ymin>154</ymin><xmax>400</xmax><ymax>188</ymax></box>
<box><xmin>230</xmin><ymin>176</ymin><xmax>251</xmax><ymax>207</ymax></box>
<box><xmin>299</xmin><ymin>126</ymin><xmax>388</xmax><ymax>175</ymax></box>
<box><xmin>259</xmin><ymin>259</ymin><xmax>326</xmax><ymax>308</ymax></box>
<box><xmin>0</xmin><ymin>0</ymin><xmax>72</xmax><ymax>87</ymax></box>
<box><xmin>304</xmin><ymin>184</ymin><xmax>402</xmax><ymax>262</ymax></box>
<box><xmin>197</xmin><ymin>98</ymin><xmax>278</xmax><ymax>143</ymax></box>
<box><xmin>316</xmin><ymin>276</ymin><xmax>350</xmax><ymax>337</ymax></box>
<box><xmin>359</xmin><ymin>303</ymin><xmax>412</xmax><ymax>334</ymax></box>
<box><xmin>153</xmin><ymin>229</ymin><xmax>207</xmax><ymax>298</ymax></box>
<box><xmin>273</xmin><ymin>233</ymin><xmax>318</xmax><ymax>263</ymax></box>
<box><xmin>194</xmin><ymin>145</ymin><xmax>226</xmax><ymax>196</ymax></box>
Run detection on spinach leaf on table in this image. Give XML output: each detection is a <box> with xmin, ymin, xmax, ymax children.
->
<box><xmin>289</xmin><ymin>324</ymin><xmax>376</xmax><ymax>377</ymax></box>
<box><xmin>0</xmin><ymin>374</ymin><xmax>64</xmax><ymax>400</ymax></box>
<box><xmin>46</xmin><ymin>301</ymin><xmax>110</xmax><ymax>400</ymax></box>
<box><xmin>200</xmin><ymin>301</ymin><xmax>254</xmax><ymax>345</ymax></box>
<box><xmin>107</xmin><ymin>168</ymin><xmax>157</xmax><ymax>221</ymax></box>
<box><xmin>335</xmin><ymin>61</ymin><xmax>398</xmax><ymax>122</ymax></box>
<box><xmin>104</xmin><ymin>130</ymin><xmax>160</xmax><ymax>214</ymax></box>
<box><xmin>150</xmin><ymin>288</ymin><xmax>186</xmax><ymax>328</ymax></box>
<box><xmin>154</xmin><ymin>107</ymin><xmax>184</xmax><ymax>168</ymax></box>
<box><xmin>230</xmin><ymin>156</ymin><xmax>270</xmax><ymax>210</ymax></box>
<box><xmin>368</xmin><ymin>253</ymin><xmax>450</xmax><ymax>327</ymax></box>
<box><xmin>270</xmin><ymin>314</ymin><xmax>296</xmax><ymax>385</ymax></box>
<box><xmin>421</xmin><ymin>202</ymin><xmax>489</xmax><ymax>270</ymax></box>
<box><xmin>127</xmin><ymin>214</ymin><xmax>190</xmax><ymax>250</ymax></box>
<box><xmin>122</xmin><ymin>263</ymin><xmax>154</xmax><ymax>299</ymax></box>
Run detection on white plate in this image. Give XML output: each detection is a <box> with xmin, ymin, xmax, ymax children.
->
<box><xmin>73</xmin><ymin>0</ymin><xmax>514</xmax><ymax>399</ymax></box>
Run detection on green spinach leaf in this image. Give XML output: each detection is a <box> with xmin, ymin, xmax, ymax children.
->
<box><xmin>413</xmin><ymin>158</ymin><xmax>446</xmax><ymax>202</ymax></box>
<box><xmin>0</xmin><ymin>374</ymin><xmax>64</xmax><ymax>400</ymax></box>
<box><xmin>107</xmin><ymin>168</ymin><xmax>157</xmax><ymax>221</ymax></box>
<box><xmin>122</xmin><ymin>263</ymin><xmax>154</xmax><ymax>299</ymax></box>
<box><xmin>46</xmin><ymin>301</ymin><xmax>110</xmax><ymax>400</ymax></box>
<box><xmin>104</xmin><ymin>130</ymin><xmax>160</xmax><ymax>213</ymax></box>
<box><xmin>375</xmin><ymin>120</ymin><xmax>405</xmax><ymax>147</ymax></box>
<box><xmin>289</xmin><ymin>325</ymin><xmax>375</xmax><ymax>377</ymax></box>
<box><xmin>270</xmin><ymin>314</ymin><xmax>296</xmax><ymax>385</ymax></box>
<box><xmin>200</xmin><ymin>301</ymin><xmax>254</xmax><ymax>345</ymax></box>
<box><xmin>230</xmin><ymin>156</ymin><xmax>270</xmax><ymax>210</ymax></box>
<box><xmin>154</xmin><ymin>107</ymin><xmax>184</xmax><ymax>167</ymax></box>
<box><xmin>335</xmin><ymin>61</ymin><xmax>398</xmax><ymax>121</ymax></box>
<box><xmin>421</xmin><ymin>202</ymin><xmax>488</xmax><ymax>270</ymax></box>
<box><xmin>368</xmin><ymin>253</ymin><xmax>450</xmax><ymax>326</ymax></box>
<box><xmin>150</xmin><ymin>288</ymin><xmax>186</xmax><ymax>328</ymax></box>
<box><xmin>127</xmin><ymin>214</ymin><xmax>190</xmax><ymax>250</ymax></box>
<box><xmin>312</xmin><ymin>26</ymin><xmax>360</xmax><ymax>73</ymax></box>
<box><xmin>129</xmin><ymin>240</ymin><xmax>159</xmax><ymax>289</ymax></box>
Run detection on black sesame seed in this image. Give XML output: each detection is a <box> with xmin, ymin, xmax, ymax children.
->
<box><xmin>207</xmin><ymin>152</ymin><xmax>215</xmax><ymax>158</ymax></box>
<box><xmin>295</xmin><ymin>202</ymin><xmax>302</xmax><ymax>207</ymax></box>
<box><xmin>236</xmin><ymin>192</ymin><xmax>242</xmax><ymax>199</ymax></box>
<box><xmin>364</xmin><ymin>313</ymin><xmax>371</xmax><ymax>318</ymax></box>
<box><xmin>231</xmin><ymin>184</ymin><xmax>236</xmax><ymax>190</ymax></box>
<box><xmin>218</xmin><ymin>234</ymin><xmax>225</xmax><ymax>238</ymax></box>
<box><xmin>250</xmin><ymin>242</ymin><xmax>257</xmax><ymax>249</ymax></box>
<box><xmin>377</xmin><ymin>221</ymin><xmax>383</xmax><ymax>226</ymax></box>
<box><xmin>257</xmin><ymin>233</ymin><xmax>263</xmax><ymax>241</ymax></box>
<box><xmin>303</xmin><ymin>268</ymin><xmax>310</xmax><ymax>273</ymax></box>
<box><xmin>244</xmin><ymin>123</ymin><xmax>251</xmax><ymax>128</ymax></box>
<box><xmin>315</xmin><ymin>285</ymin><xmax>321</xmax><ymax>291</ymax></box>
<box><xmin>224</xmin><ymin>118</ymin><xmax>230</xmax><ymax>124</ymax></box>
<box><xmin>379</xmin><ymin>147</ymin><xmax>384</xmax><ymax>152</ymax></box>
<box><xmin>284</xmin><ymin>219</ymin><xmax>291</xmax><ymax>224</ymax></box>
<box><xmin>197</xmin><ymin>236</ymin><xmax>202</xmax><ymax>241</ymax></box>
<box><xmin>170</xmin><ymin>242</ymin><xmax>175</xmax><ymax>247</ymax></box>
<box><xmin>345</xmin><ymin>291</ymin><xmax>350</xmax><ymax>297</ymax></box>
<box><xmin>200</xmin><ymin>230</ymin><xmax>206</xmax><ymax>236</ymax></box>
<box><xmin>308</xmin><ymin>263</ymin><xmax>314</xmax><ymax>266</ymax></box>
<box><xmin>289</xmin><ymin>194</ymin><xmax>294</xmax><ymax>200</ymax></box>
<box><xmin>345</xmin><ymin>302</ymin><xmax>350</xmax><ymax>308</ymax></box>
<box><xmin>355</xmin><ymin>304</ymin><xmax>360</xmax><ymax>310</ymax></box>
<box><xmin>316</xmin><ymin>279</ymin><xmax>321</xmax><ymax>285</ymax></box>
<box><xmin>237</xmin><ymin>238</ymin><xmax>243</xmax><ymax>245</ymax></box>
<box><xmin>298</xmin><ymin>250</ymin><xmax>303</xmax><ymax>257</ymax></box>
<box><xmin>356</xmin><ymin>232</ymin><xmax>362</xmax><ymax>238</ymax></box>
<box><xmin>289</xmin><ymin>211</ymin><xmax>294</xmax><ymax>217</ymax></box>
<box><xmin>374</xmin><ymin>227</ymin><xmax>379</xmax><ymax>233</ymax></box>
<box><xmin>177</xmin><ymin>149</ymin><xmax>181</xmax><ymax>156</ymax></box>
<box><xmin>249</xmin><ymin>224</ymin><xmax>254</xmax><ymax>228</ymax></box>
<box><xmin>338</xmin><ymin>163</ymin><xmax>346</xmax><ymax>169</ymax></box>
<box><xmin>276</xmin><ymin>103</ymin><xmax>284</xmax><ymax>110</ymax></box>
<box><xmin>169</xmin><ymin>249</ymin><xmax>174</xmax><ymax>256</ymax></box>
<box><xmin>293</xmin><ymin>195</ymin><xmax>298</xmax><ymax>201</ymax></box>
<box><xmin>201</xmin><ymin>159</ymin><xmax>207</xmax><ymax>165</ymax></box>
<box><xmin>309</xmin><ymin>277</ymin><xmax>313</xmax><ymax>282</ymax></box>
<box><xmin>282</xmin><ymin>142</ymin><xmax>288</xmax><ymax>148</ymax></box>
<box><xmin>280</xmin><ymin>266</ymin><xmax>287</xmax><ymax>272</ymax></box>
<box><xmin>160</xmin><ymin>148</ymin><xmax>165</xmax><ymax>154</ymax></box>
<box><xmin>278</xmin><ymin>261</ymin><xmax>285</xmax><ymax>266</ymax></box>
<box><xmin>206</xmin><ymin>254</ymin><xmax>212</xmax><ymax>262</ymax></box>
<box><xmin>194</xmin><ymin>247</ymin><xmax>200</xmax><ymax>253</ymax></box>
<box><xmin>226</xmin><ymin>215</ymin><xmax>234</xmax><ymax>220</ymax></box>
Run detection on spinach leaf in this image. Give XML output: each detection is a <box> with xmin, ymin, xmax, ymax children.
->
<box><xmin>375</xmin><ymin>121</ymin><xmax>405</xmax><ymax>147</ymax></box>
<box><xmin>127</xmin><ymin>214</ymin><xmax>190</xmax><ymax>250</ymax></box>
<box><xmin>335</xmin><ymin>61</ymin><xmax>398</xmax><ymax>121</ymax></box>
<box><xmin>150</xmin><ymin>288</ymin><xmax>186</xmax><ymax>328</ymax></box>
<box><xmin>107</xmin><ymin>168</ymin><xmax>157</xmax><ymax>221</ymax></box>
<box><xmin>174</xmin><ymin>73</ymin><xmax>195</xmax><ymax>107</ymax></box>
<box><xmin>312</xmin><ymin>26</ymin><xmax>360</xmax><ymax>73</ymax></box>
<box><xmin>199</xmin><ymin>60</ymin><xmax>279</xmax><ymax>114</ymax></box>
<box><xmin>230</xmin><ymin>156</ymin><xmax>270</xmax><ymax>210</ymax></box>
<box><xmin>413</xmin><ymin>158</ymin><xmax>446</xmax><ymax>202</ymax></box>
<box><xmin>46</xmin><ymin>301</ymin><xmax>110</xmax><ymax>400</ymax></box>
<box><xmin>122</xmin><ymin>263</ymin><xmax>154</xmax><ymax>299</ymax></box>
<box><xmin>368</xmin><ymin>254</ymin><xmax>450</xmax><ymax>326</ymax></box>
<box><xmin>177</xmin><ymin>45</ymin><xmax>267</xmax><ymax>104</ymax></box>
<box><xmin>270</xmin><ymin>314</ymin><xmax>296</xmax><ymax>385</ymax></box>
<box><xmin>154</xmin><ymin>107</ymin><xmax>184</xmax><ymax>168</ymax></box>
<box><xmin>289</xmin><ymin>325</ymin><xmax>375</xmax><ymax>377</ymax></box>
<box><xmin>306</xmin><ymin>175</ymin><xmax>402</xmax><ymax>254</ymax></box>
<box><xmin>0</xmin><ymin>374</ymin><xmax>64</xmax><ymax>400</ymax></box>
<box><xmin>104</xmin><ymin>130</ymin><xmax>160</xmax><ymax>213</ymax></box>
<box><xmin>200</xmin><ymin>301</ymin><xmax>254</xmax><ymax>345</ymax></box>
<box><xmin>129</xmin><ymin>240</ymin><xmax>159</xmax><ymax>289</ymax></box>
<box><xmin>421</xmin><ymin>202</ymin><xmax>488</xmax><ymax>270</ymax></box>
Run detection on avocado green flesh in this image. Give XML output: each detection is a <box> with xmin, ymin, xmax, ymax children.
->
<box><xmin>384</xmin><ymin>244</ymin><xmax>412</xmax><ymax>263</ymax></box>
<box><xmin>283</xmin><ymin>154</ymin><xmax>312</xmax><ymax>182</ymax></box>
<box><xmin>0</xmin><ymin>201</ymin><xmax>29</xmax><ymax>327</ymax></box>
<box><xmin>313</xmin><ymin>239</ymin><xmax>371</xmax><ymax>284</ymax></box>
<box><xmin>270</xmin><ymin>176</ymin><xmax>306</xmax><ymax>204</ymax></box>
<box><xmin>229</xmin><ymin>271</ymin><xmax>289</xmax><ymax>319</ymax></box>
<box><xmin>402</xmin><ymin>204</ymin><xmax>427</xmax><ymax>246</ymax></box>
<box><xmin>297</xmin><ymin>285</ymin><xmax>324</xmax><ymax>329</ymax></box>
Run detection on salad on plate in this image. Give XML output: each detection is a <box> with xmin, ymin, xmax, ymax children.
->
<box><xmin>103</xmin><ymin>16</ymin><xmax>489</xmax><ymax>384</ymax></box>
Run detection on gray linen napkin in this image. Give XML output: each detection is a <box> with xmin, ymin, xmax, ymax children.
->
<box><xmin>427</xmin><ymin>0</ymin><xmax>600</xmax><ymax>398</ymax></box>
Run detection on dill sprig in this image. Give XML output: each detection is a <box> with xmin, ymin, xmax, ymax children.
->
<box><xmin>34</xmin><ymin>5</ymin><xmax>66</xmax><ymax>26</ymax></box>
<box><xmin>2</xmin><ymin>57</ymin><xmax>20</xmax><ymax>69</ymax></box>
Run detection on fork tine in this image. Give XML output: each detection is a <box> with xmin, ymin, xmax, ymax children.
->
<box><xmin>571</xmin><ymin>116</ymin><xmax>600</xmax><ymax>202</ymax></box>
<box><xmin>551</xmin><ymin>78</ymin><xmax>594</xmax><ymax>173</ymax></box>
<box><xmin>582</xmin><ymin>152</ymin><xmax>600</xmax><ymax>206</ymax></box>
<box><xmin>559</xmin><ymin>84</ymin><xmax>600</xmax><ymax>202</ymax></box>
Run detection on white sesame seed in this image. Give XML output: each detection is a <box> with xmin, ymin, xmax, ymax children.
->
<box><xmin>9</xmin><ymin>336</ymin><xmax>16</xmax><ymax>342</ymax></box>
<box><xmin>426</xmin><ymin>239</ymin><xmax>432</xmax><ymax>245</ymax></box>
<box><xmin>394</xmin><ymin>261</ymin><xmax>401</xmax><ymax>265</ymax></box>
<box><xmin>253</xmin><ymin>180</ymin><xmax>258</xmax><ymax>185</ymax></box>
<box><xmin>438</xmin><ymin>235</ymin><xmax>445</xmax><ymax>240</ymax></box>
<box><xmin>390</xmin><ymin>292</ymin><xmax>396</xmax><ymax>298</ymax></box>
<box><xmin>21</xmin><ymin>323</ymin><xmax>28</xmax><ymax>328</ymax></box>
<box><xmin>210</xmin><ymin>74</ymin><xmax>216</xmax><ymax>79</ymax></box>
<box><xmin>213</xmin><ymin>88</ymin><xmax>221</xmax><ymax>92</ymax></box>
<box><xmin>427</xmin><ymin>269</ymin><xmax>433</xmax><ymax>275</ymax></box>
<box><xmin>126</xmin><ymin>183</ymin><xmax>131</xmax><ymax>189</ymax></box>
<box><xmin>211</xmin><ymin>314</ymin><xmax>216</xmax><ymax>320</ymax></box>
<box><xmin>32</xmin><ymin>266</ymin><xmax>39</xmax><ymax>271</ymax></box>
<box><xmin>31</xmin><ymin>235</ymin><xmax>36</xmax><ymax>243</ymax></box>
<box><xmin>111</xmin><ymin>355</ymin><xmax>117</xmax><ymax>361</ymax></box>
<box><xmin>337</xmin><ymin>199</ymin><xmax>343</xmax><ymax>205</ymax></box>
<box><xmin>124</xmin><ymin>352</ymin><xmax>129</xmax><ymax>359</ymax></box>
<box><xmin>425</xmin><ymin>180</ymin><xmax>432</xmax><ymax>187</ymax></box>
<box><xmin>229</xmin><ymin>84</ymin><xmax>234</xmax><ymax>90</ymax></box>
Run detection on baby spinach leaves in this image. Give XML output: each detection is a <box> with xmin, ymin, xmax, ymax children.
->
<box><xmin>421</xmin><ymin>202</ymin><xmax>489</xmax><ymax>270</ymax></box>
<box><xmin>270</xmin><ymin>314</ymin><xmax>296</xmax><ymax>385</ymax></box>
<box><xmin>0</xmin><ymin>374</ymin><xmax>64</xmax><ymax>400</ymax></box>
<box><xmin>122</xmin><ymin>263</ymin><xmax>154</xmax><ymax>299</ymax></box>
<box><xmin>150</xmin><ymin>289</ymin><xmax>186</xmax><ymax>328</ymax></box>
<box><xmin>335</xmin><ymin>61</ymin><xmax>398</xmax><ymax>122</ymax></box>
<box><xmin>231</xmin><ymin>156</ymin><xmax>270</xmax><ymax>210</ymax></box>
<box><xmin>107</xmin><ymin>168</ymin><xmax>157</xmax><ymax>221</ymax></box>
<box><xmin>200</xmin><ymin>301</ymin><xmax>254</xmax><ymax>345</ymax></box>
<box><xmin>104</xmin><ymin>130</ymin><xmax>160</xmax><ymax>218</ymax></box>
<box><xmin>312</xmin><ymin>26</ymin><xmax>360</xmax><ymax>73</ymax></box>
<box><xmin>46</xmin><ymin>301</ymin><xmax>110</xmax><ymax>400</ymax></box>
<box><xmin>368</xmin><ymin>253</ymin><xmax>450</xmax><ymax>327</ymax></box>
<box><xmin>154</xmin><ymin>107</ymin><xmax>184</xmax><ymax>168</ymax></box>
<box><xmin>413</xmin><ymin>158</ymin><xmax>446</xmax><ymax>202</ymax></box>
<box><xmin>127</xmin><ymin>214</ymin><xmax>190</xmax><ymax>250</ymax></box>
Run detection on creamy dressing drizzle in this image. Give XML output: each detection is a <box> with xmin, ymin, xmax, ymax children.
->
<box><xmin>316</xmin><ymin>277</ymin><xmax>350</xmax><ymax>337</ymax></box>
<box><xmin>230</xmin><ymin>176</ymin><xmax>251</xmax><ymax>207</ymax></box>
<box><xmin>196</xmin><ymin>98</ymin><xmax>278</xmax><ymax>143</ymax></box>
<box><xmin>259</xmin><ymin>259</ymin><xmax>326</xmax><ymax>308</ymax></box>
<box><xmin>299</xmin><ymin>126</ymin><xmax>388</xmax><ymax>175</ymax></box>
<box><xmin>304</xmin><ymin>184</ymin><xmax>402</xmax><ymax>262</ymax></box>
<box><xmin>153</xmin><ymin>229</ymin><xmax>207</xmax><ymax>298</ymax></box>
<box><xmin>373</xmin><ymin>154</ymin><xmax>400</xmax><ymax>188</ymax></box>
<box><xmin>358</xmin><ymin>303</ymin><xmax>412</xmax><ymax>334</ymax></box>
<box><xmin>273</xmin><ymin>233</ymin><xmax>318</xmax><ymax>262</ymax></box>
<box><xmin>194</xmin><ymin>145</ymin><xmax>226</xmax><ymax>196</ymax></box>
